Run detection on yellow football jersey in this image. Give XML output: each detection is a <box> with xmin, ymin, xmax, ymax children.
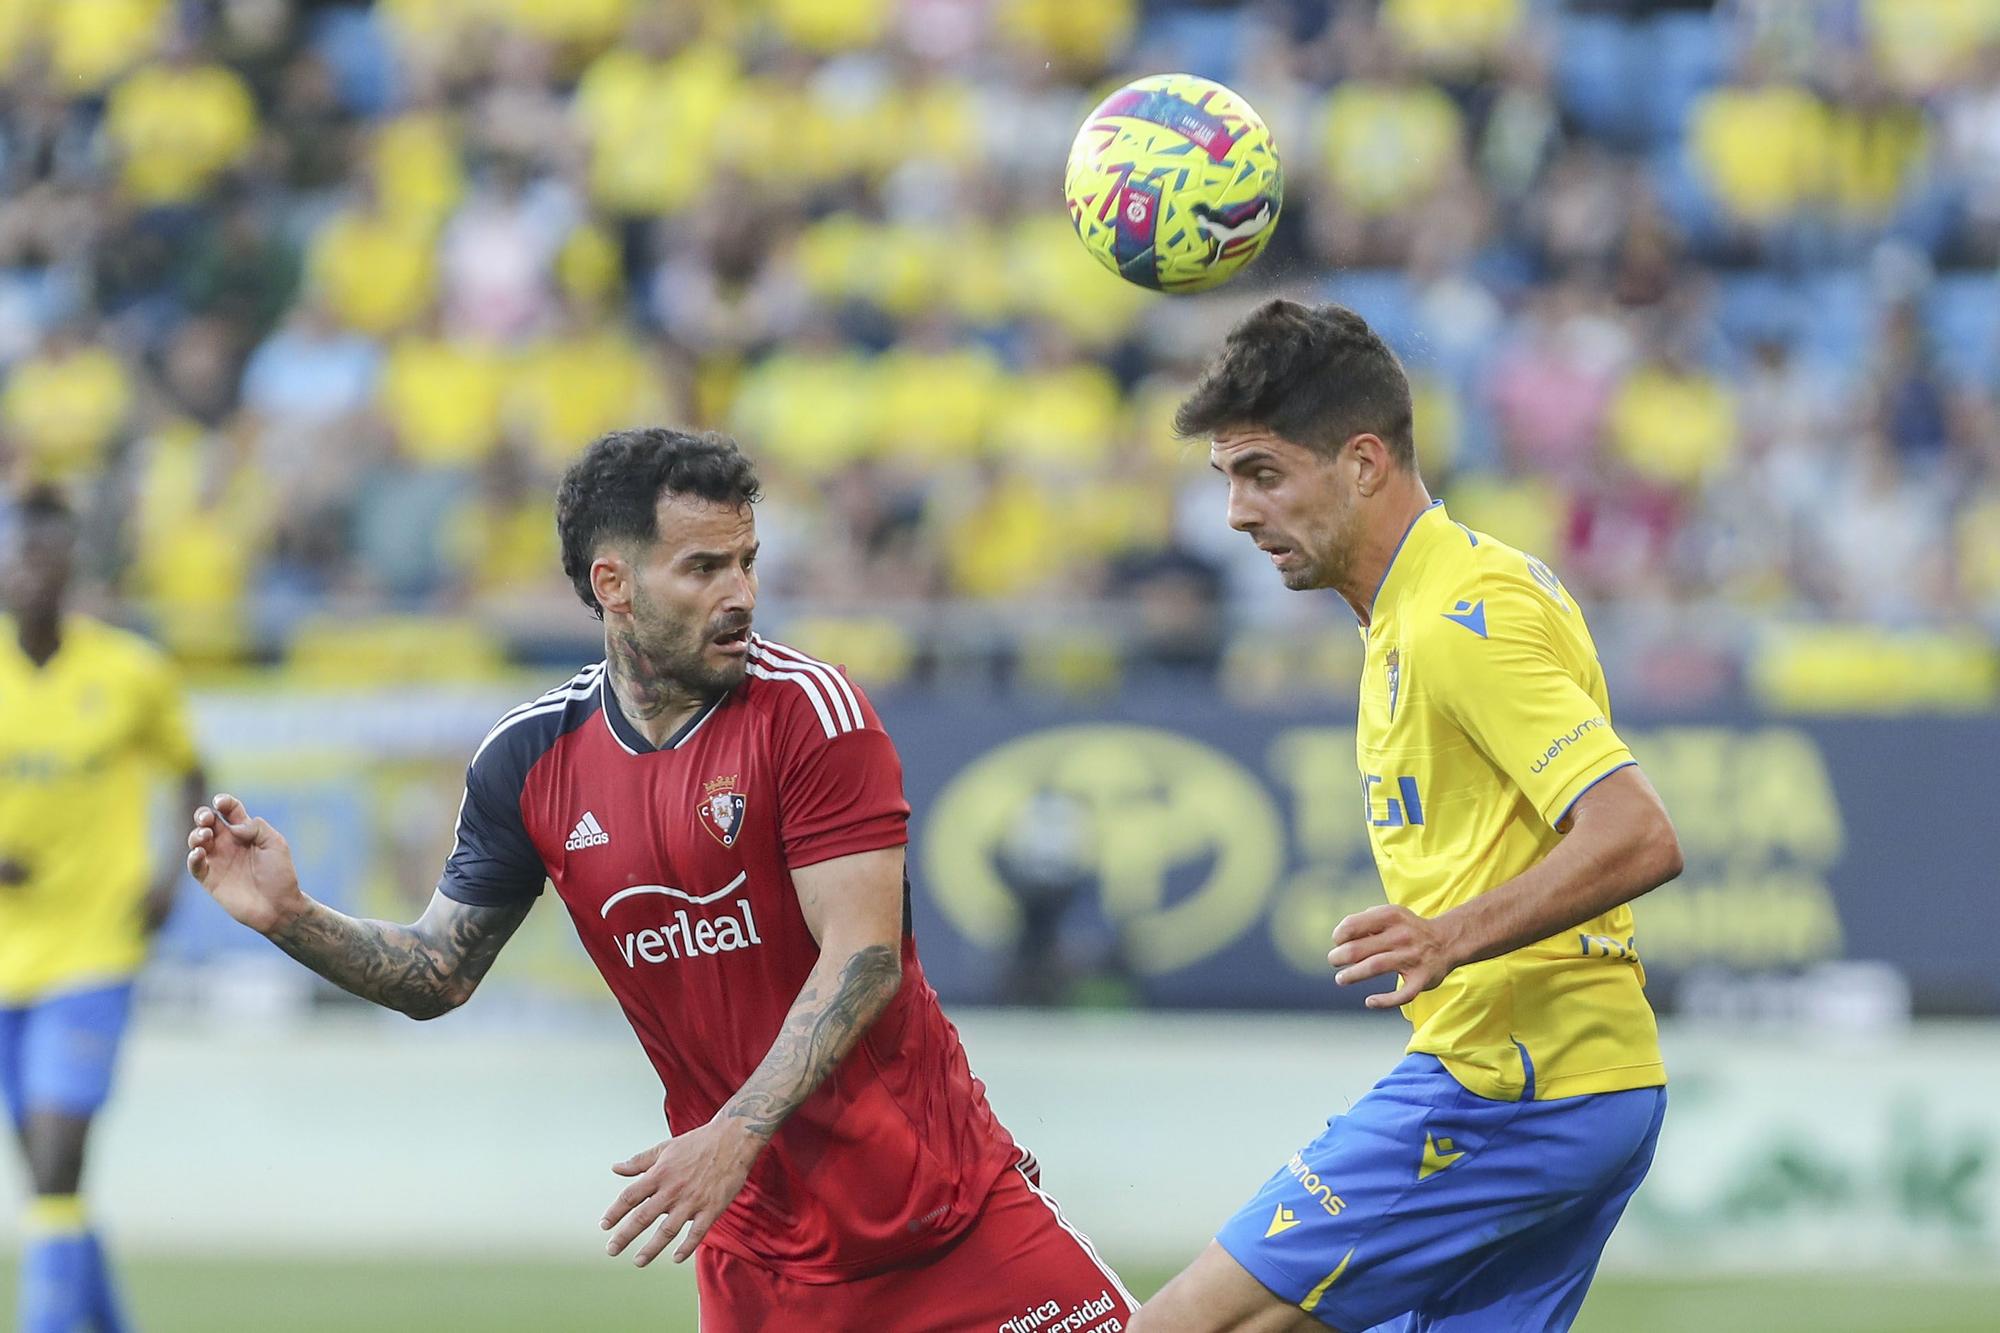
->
<box><xmin>0</xmin><ymin>616</ymin><xmax>198</xmax><ymax>1003</ymax></box>
<box><xmin>1357</xmin><ymin>502</ymin><xmax>1665</xmax><ymax>1101</ymax></box>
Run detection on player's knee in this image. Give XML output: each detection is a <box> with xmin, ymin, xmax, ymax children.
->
<box><xmin>22</xmin><ymin>1111</ymin><xmax>89</xmax><ymax>1195</ymax></box>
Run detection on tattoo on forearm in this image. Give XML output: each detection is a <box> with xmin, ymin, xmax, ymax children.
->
<box><xmin>724</xmin><ymin>945</ymin><xmax>902</xmax><ymax>1140</ymax></box>
<box><xmin>268</xmin><ymin>898</ymin><xmax>529</xmax><ymax>1020</ymax></box>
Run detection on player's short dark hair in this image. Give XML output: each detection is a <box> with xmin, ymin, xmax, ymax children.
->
<box><xmin>1173</xmin><ymin>299</ymin><xmax>1416</xmax><ymax>470</ymax></box>
<box><xmin>556</xmin><ymin>427</ymin><xmax>762</xmax><ymax>619</ymax></box>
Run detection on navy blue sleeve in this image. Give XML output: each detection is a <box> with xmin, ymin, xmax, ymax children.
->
<box><xmin>437</xmin><ymin>742</ymin><xmax>547</xmax><ymax>907</ymax></box>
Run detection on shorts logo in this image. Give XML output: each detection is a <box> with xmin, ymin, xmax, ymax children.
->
<box><xmin>997</xmin><ymin>1289</ymin><xmax>1121</xmax><ymax>1333</ymax></box>
<box><xmin>698</xmin><ymin>774</ymin><xmax>746</xmax><ymax>848</ymax></box>
<box><xmin>1300</xmin><ymin>1247</ymin><xmax>1356</xmax><ymax>1314</ymax></box>
<box><xmin>1266</xmin><ymin>1204</ymin><xmax>1301</xmax><ymax>1237</ymax></box>
<box><xmin>1284</xmin><ymin>1152</ymin><xmax>1346</xmax><ymax>1217</ymax></box>
<box><xmin>1419</xmin><ymin>1133</ymin><xmax>1466</xmax><ymax>1180</ymax></box>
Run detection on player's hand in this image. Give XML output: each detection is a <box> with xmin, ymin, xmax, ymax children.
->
<box><xmin>601</xmin><ymin>1117</ymin><xmax>763</xmax><ymax>1268</ymax></box>
<box><xmin>186</xmin><ymin>794</ymin><xmax>309</xmax><ymax>936</ymax></box>
<box><xmin>1328</xmin><ymin>904</ymin><xmax>1462</xmax><ymax>1009</ymax></box>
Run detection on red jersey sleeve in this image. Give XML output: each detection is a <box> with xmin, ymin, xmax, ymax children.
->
<box><xmin>765</xmin><ymin>653</ymin><xmax>911</xmax><ymax>869</ymax></box>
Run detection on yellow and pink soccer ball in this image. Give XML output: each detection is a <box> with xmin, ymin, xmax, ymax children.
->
<box><xmin>1063</xmin><ymin>73</ymin><xmax>1284</xmax><ymax>293</ymax></box>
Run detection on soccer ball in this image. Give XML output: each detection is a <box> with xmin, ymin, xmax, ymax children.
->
<box><xmin>1063</xmin><ymin>73</ymin><xmax>1283</xmax><ymax>293</ymax></box>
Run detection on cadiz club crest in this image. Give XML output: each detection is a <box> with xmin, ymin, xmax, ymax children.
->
<box><xmin>698</xmin><ymin>775</ymin><xmax>746</xmax><ymax>848</ymax></box>
<box><xmin>1385</xmin><ymin>647</ymin><xmax>1401</xmax><ymax>723</ymax></box>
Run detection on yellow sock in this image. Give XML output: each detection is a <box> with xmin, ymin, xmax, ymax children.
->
<box><xmin>25</xmin><ymin>1193</ymin><xmax>86</xmax><ymax>1236</ymax></box>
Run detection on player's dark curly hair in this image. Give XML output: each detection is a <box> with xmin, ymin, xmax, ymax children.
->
<box><xmin>556</xmin><ymin>427</ymin><xmax>762</xmax><ymax>619</ymax></box>
<box><xmin>1173</xmin><ymin>299</ymin><xmax>1416</xmax><ymax>470</ymax></box>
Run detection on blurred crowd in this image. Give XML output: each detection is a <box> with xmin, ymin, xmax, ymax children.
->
<box><xmin>3</xmin><ymin>0</ymin><xmax>2000</xmax><ymax>706</ymax></box>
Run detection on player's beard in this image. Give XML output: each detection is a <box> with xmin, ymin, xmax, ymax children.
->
<box><xmin>1283</xmin><ymin>489</ymin><xmax>1360</xmax><ymax>592</ymax></box>
<box><xmin>617</xmin><ymin>584</ymin><xmax>752</xmax><ymax>710</ymax></box>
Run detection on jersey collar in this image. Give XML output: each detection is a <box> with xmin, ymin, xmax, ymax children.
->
<box><xmin>1366</xmin><ymin>499</ymin><xmax>1449</xmax><ymax>633</ymax></box>
<box><xmin>599</xmin><ymin>672</ymin><xmax>729</xmax><ymax>755</ymax></box>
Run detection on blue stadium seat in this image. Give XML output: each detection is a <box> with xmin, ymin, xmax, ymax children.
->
<box><xmin>1715</xmin><ymin>272</ymin><xmax>1807</xmax><ymax>352</ymax></box>
<box><xmin>1644</xmin><ymin>13</ymin><xmax>1728</xmax><ymax>147</ymax></box>
<box><xmin>1554</xmin><ymin>14</ymin><xmax>1645</xmax><ymax>147</ymax></box>
<box><xmin>312</xmin><ymin>9</ymin><xmax>401</xmax><ymax>117</ymax></box>
<box><xmin>1927</xmin><ymin>273</ymin><xmax>2000</xmax><ymax>387</ymax></box>
<box><xmin>1650</xmin><ymin>143</ymin><xmax>1731</xmax><ymax>257</ymax></box>
<box><xmin>1796</xmin><ymin>270</ymin><xmax>1878</xmax><ymax>373</ymax></box>
<box><xmin>1151</xmin><ymin>10</ymin><xmax>1245</xmax><ymax>87</ymax></box>
<box><xmin>1321</xmin><ymin>269</ymin><xmax>1425</xmax><ymax>366</ymax></box>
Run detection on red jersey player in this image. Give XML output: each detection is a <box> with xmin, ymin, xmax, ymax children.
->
<box><xmin>186</xmin><ymin>429</ymin><xmax>1133</xmax><ymax>1331</ymax></box>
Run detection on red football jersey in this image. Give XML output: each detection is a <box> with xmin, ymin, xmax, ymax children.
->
<box><xmin>438</xmin><ymin>636</ymin><xmax>1021</xmax><ymax>1280</ymax></box>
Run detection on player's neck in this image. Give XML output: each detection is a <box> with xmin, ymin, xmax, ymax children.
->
<box><xmin>604</xmin><ymin>628</ymin><xmax>714</xmax><ymax>747</ymax></box>
<box><xmin>1337</xmin><ymin>483</ymin><xmax>1435</xmax><ymax>629</ymax></box>
<box><xmin>11</xmin><ymin>609</ymin><xmax>62</xmax><ymax>667</ymax></box>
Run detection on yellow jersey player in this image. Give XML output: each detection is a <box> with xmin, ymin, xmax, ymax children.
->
<box><xmin>0</xmin><ymin>486</ymin><xmax>206</xmax><ymax>1333</ymax></box>
<box><xmin>1131</xmin><ymin>302</ymin><xmax>1682</xmax><ymax>1333</ymax></box>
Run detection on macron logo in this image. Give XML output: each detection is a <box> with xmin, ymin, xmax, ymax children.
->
<box><xmin>565</xmin><ymin>812</ymin><xmax>610</xmax><ymax>851</ymax></box>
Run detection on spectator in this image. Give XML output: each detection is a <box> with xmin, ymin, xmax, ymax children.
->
<box><xmin>1607</xmin><ymin>326</ymin><xmax>1738</xmax><ymax>490</ymax></box>
<box><xmin>1</xmin><ymin>322</ymin><xmax>132</xmax><ymax>481</ymax></box>
<box><xmin>308</xmin><ymin>175</ymin><xmax>437</xmax><ymax>338</ymax></box>
<box><xmin>102</xmin><ymin>28</ymin><xmax>258</xmax><ymax>211</ymax></box>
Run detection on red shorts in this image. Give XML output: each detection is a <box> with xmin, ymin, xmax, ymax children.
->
<box><xmin>695</xmin><ymin>1163</ymin><xmax>1136</xmax><ymax>1332</ymax></box>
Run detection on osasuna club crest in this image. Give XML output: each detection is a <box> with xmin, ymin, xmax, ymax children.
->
<box><xmin>698</xmin><ymin>775</ymin><xmax>746</xmax><ymax>848</ymax></box>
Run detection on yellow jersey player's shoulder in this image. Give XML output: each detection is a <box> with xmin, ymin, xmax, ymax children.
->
<box><xmin>54</xmin><ymin>614</ymin><xmax>182</xmax><ymax>683</ymax></box>
<box><xmin>1399</xmin><ymin>511</ymin><xmax>1627</xmax><ymax>829</ymax></box>
<box><xmin>1406</xmin><ymin>516</ymin><xmax>1592</xmax><ymax>662</ymax></box>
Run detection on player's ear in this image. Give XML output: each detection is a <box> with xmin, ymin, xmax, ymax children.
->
<box><xmin>1348</xmin><ymin>432</ymin><xmax>1394</xmax><ymax>498</ymax></box>
<box><xmin>591</xmin><ymin>553</ymin><xmax>634</xmax><ymax>616</ymax></box>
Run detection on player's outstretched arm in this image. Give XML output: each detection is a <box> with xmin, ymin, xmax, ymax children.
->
<box><xmin>187</xmin><ymin>794</ymin><xmax>530</xmax><ymax>1020</ymax></box>
<box><xmin>601</xmin><ymin>846</ymin><xmax>906</xmax><ymax>1267</ymax></box>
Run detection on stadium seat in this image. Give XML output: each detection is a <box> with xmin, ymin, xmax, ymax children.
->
<box><xmin>1649</xmin><ymin>143</ymin><xmax>1732</xmax><ymax>257</ymax></box>
<box><xmin>311</xmin><ymin>9</ymin><xmax>400</xmax><ymax>118</ymax></box>
<box><xmin>285</xmin><ymin>615</ymin><xmax>510</xmax><ymax>685</ymax></box>
<box><xmin>1150</xmin><ymin>10</ymin><xmax>1245</xmax><ymax>86</ymax></box>
<box><xmin>1714</xmin><ymin>272</ymin><xmax>1808</xmax><ymax>353</ymax></box>
<box><xmin>1643</xmin><ymin>13</ymin><xmax>1728</xmax><ymax>148</ymax></box>
<box><xmin>779</xmin><ymin>616</ymin><xmax>917</xmax><ymax>687</ymax></box>
<box><xmin>1926</xmin><ymin>273</ymin><xmax>2000</xmax><ymax>387</ymax></box>
<box><xmin>1751</xmin><ymin>626</ymin><xmax>2000</xmax><ymax>713</ymax></box>
<box><xmin>1554</xmin><ymin>14</ymin><xmax>1646</xmax><ymax>147</ymax></box>
<box><xmin>1321</xmin><ymin>269</ymin><xmax>1424</xmax><ymax>367</ymax></box>
<box><xmin>1796</xmin><ymin>270</ymin><xmax>1878</xmax><ymax>374</ymax></box>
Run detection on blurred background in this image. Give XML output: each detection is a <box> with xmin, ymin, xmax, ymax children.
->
<box><xmin>1</xmin><ymin>0</ymin><xmax>1998</xmax><ymax>1328</ymax></box>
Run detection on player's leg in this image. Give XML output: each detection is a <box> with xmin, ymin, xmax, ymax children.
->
<box><xmin>1128</xmin><ymin>1242</ymin><xmax>1328</xmax><ymax>1333</ymax></box>
<box><xmin>1141</xmin><ymin>1055</ymin><xmax>1665</xmax><ymax>1333</ymax></box>
<box><xmin>1141</xmin><ymin>1055</ymin><xmax>1452</xmax><ymax>1333</ymax></box>
<box><xmin>694</xmin><ymin>1243</ymin><xmax>835</xmax><ymax>1332</ymax></box>
<box><xmin>851</xmin><ymin>1160</ymin><xmax>1137</xmax><ymax>1333</ymax></box>
<box><xmin>1</xmin><ymin>1002</ymin><xmax>26</xmax><ymax>1138</ymax></box>
<box><xmin>986</xmin><ymin>1158</ymin><xmax>1138</xmax><ymax>1322</ymax></box>
<box><xmin>744</xmin><ymin>1158</ymin><xmax>1137</xmax><ymax>1333</ymax></box>
<box><xmin>16</xmin><ymin>984</ymin><xmax>136</xmax><ymax>1333</ymax></box>
<box><xmin>1413</xmin><ymin>1086</ymin><xmax>1668</xmax><ymax>1332</ymax></box>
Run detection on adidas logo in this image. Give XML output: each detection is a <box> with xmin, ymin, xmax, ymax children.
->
<box><xmin>565</xmin><ymin>812</ymin><xmax>610</xmax><ymax>851</ymax></box>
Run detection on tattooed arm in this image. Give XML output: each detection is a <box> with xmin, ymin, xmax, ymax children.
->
<box><xmin>267</xmin><ymin>893</ymin><xmax>530</xmax><ymax>1020</ymax></box>
<box><xmin>716</xmin><ymin>849</ymin><xmax>904</xmax><ymax>1140</ymax></box>
<box><xmin>188</xmin><ymin>794</ymin><xmax>531</xmax><ymax>1020</ymax></box>
<box><xmin>601</xmin><ymin>846</ymin><xmax>906</xmax><ymax>1268</ymax></box>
